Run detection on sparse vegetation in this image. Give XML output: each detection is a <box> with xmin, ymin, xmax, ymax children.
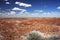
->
<box><xmin>25</xmin><ymin>31</ymin><xmax>60</xmax><ymax>40</ymax></box>
<box><xmin>25</xmin><ymin>31</ymin><xmax>44</xmax><ymax>40</ymax></box>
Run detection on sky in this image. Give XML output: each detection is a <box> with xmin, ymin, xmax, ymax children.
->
<box><xmin>0</xmin><ymin>0</ymin><xmax>60</xmax><ymax>18</ymax></box>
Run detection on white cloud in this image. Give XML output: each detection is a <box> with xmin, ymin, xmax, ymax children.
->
<box><xmin>19</xmin><ymin>3</ymin><xmax>32</xmax><ymax>7</ymax></box>
<box><xmin>5</xmin><ymin>2</ymin><xmax>10</xmax><ymax>4</ymax></box>
<box><xmin>12</xmin><ymin>7</ymin><xmax>22</xmax><ymax>10</ymax></box>
<box><xmin>12</xmin><ymin>7</ymin><xmax>27</xmax><ymax>13</ymax></box>
<box><xmin>15</xmin><ymin>1</ymin><xmax>20</xmax><ymax>4</ymax></box>
<box><xmin>12</xmin><ymin>7</ymin><xmax>26</xmax><ymax>11</ymax></box>
<box><xmin>57</xmin><ymin>6</ymin><xmax>60</xmax><ymax>9</ymax></box>
<box><xmin>15</xmin><ymin>2</ymin><xmax>32</xmax><ymax>7</ymax></box>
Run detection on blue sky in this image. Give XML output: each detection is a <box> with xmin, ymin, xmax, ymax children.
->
<box><xmin>0</xmin><ymin>0</ymin><xmax>60</xmax><ymax>18</ymax></box>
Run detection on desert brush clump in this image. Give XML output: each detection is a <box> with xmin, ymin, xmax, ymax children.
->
<box><xmin>25</xmin><ymin>31</ymin><xmax>45</xmax><ymax>40</ymax></box>
<box><xmin>25</xmin><ymin>31</ymin><xmax>60</xmax><ymax>40</ymax></box>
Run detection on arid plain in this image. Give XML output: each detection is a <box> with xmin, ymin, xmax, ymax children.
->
<box><xmin>0</xmin><ymin>18</ymin><xmax>60</xmax><ymax>40</ymax></box>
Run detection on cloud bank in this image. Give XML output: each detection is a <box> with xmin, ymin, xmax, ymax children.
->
<box><xmin>1</xmin><ymin>9</ymin><xmax>60</xmax><ymax>18</ymax></box>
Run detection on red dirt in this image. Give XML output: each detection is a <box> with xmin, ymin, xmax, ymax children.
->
<box><xmin>0</xmin><ymin>18</ymin><xmax>60</xmax><ymax>40</ymax></box>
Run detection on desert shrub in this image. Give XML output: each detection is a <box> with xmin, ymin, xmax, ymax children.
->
<box><xmin>25</xmin><ymin>31</ymin><xmax>60</xmax><ymax>40</ymax></box>
<box><xmin>25</xmin><ymin>31</ymin><xmax>44</xmax><ymax>40</ymax></box>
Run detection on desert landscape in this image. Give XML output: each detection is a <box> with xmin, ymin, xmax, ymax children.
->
<box><xmin>0</xmin><ymin>18</ymin><xmax>60</xmax><ymax>40</ymax></box>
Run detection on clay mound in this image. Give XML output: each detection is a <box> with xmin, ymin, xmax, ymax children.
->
<box><xmin>0</xmin><ymin>18</ymin><xmax>60</xmax><ymax>40</ymax></box>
